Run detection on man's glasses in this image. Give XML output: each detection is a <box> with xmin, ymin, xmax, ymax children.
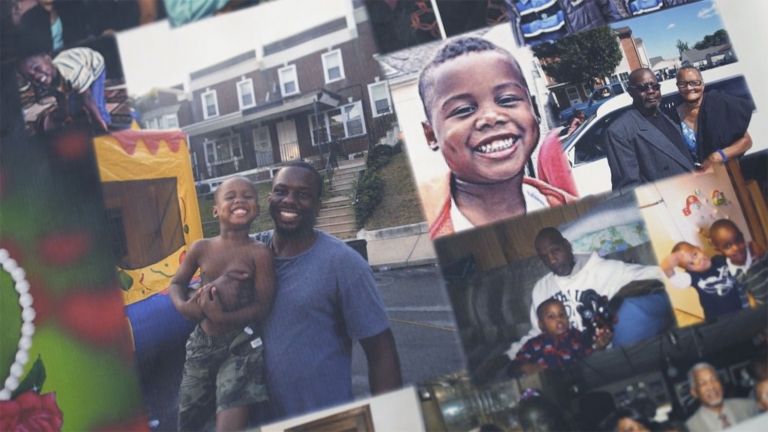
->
<box><xmin>676</xmin><ymin>80</ymin><xmax>703</xmax><ymax>89</ymax></box>
<box><xmin>631</xmin><ymin>82</ymin><xmax>661</xmax><ymax>92</ymax></box>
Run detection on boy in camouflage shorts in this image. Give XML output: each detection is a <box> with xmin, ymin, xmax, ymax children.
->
<box><xmin>170</xmin><ymin>177</ymin><xmax>275</xmax><ymax>431</ymax></box>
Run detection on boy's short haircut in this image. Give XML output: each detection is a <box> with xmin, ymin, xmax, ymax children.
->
<box><xmin>418</xmin><ymin>36</ymin><xmax>529</xmax><ymax>121</ymax></box>
<box><xmin>277</xmin><ymin>160</ymin><xmax>323</xmax><ymax>199</ymax></box>
<box><xmin>709</xmin><ymin>219</ymin><xmax>743</xmax><ymax>238</ymax></box>
<box><xmin>536</xmin><ymin>298</ymin><xmax>564</xmax><ymax>321</ymax></box>
<box><xmin>671</xmin><ymin>241</ymin><xmax>696</xmax><ymax>254</ymax></box>
<box><xmin>214</xmin><ymin>175</ymin><xmax>257</xmax><ymax>202</ymax></box>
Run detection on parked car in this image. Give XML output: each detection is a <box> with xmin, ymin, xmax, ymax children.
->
<box><xmin>560</xmin><ymin>63</ymin><xmax>758</xmax><ymax>196</ymax></box>
<box><xmin>558</xmin><ymin>81</ymin><xmax>626</xmax><ymax>124</ymax></box>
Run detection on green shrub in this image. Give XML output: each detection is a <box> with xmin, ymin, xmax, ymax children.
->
<box><xmin>354</xmin><ymin>170</ymin><xmax>384</xmax><ymax>226</ymax></box>
<box><xmin>367</xmin><ymin>145</ymin><xmax>394</xmax><ymax>170</ymax></box>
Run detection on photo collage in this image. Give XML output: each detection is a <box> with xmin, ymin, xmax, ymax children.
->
<box><xmin>1</xmin><ymin>0</ymin><xmax>767</xmax><ymax>431</ymax></box>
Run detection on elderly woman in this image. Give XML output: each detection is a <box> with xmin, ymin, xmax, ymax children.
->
<box><xmin>672</xmin><ymin>66</ymin><xmax>753</xmax><ymax>170</ymax></box>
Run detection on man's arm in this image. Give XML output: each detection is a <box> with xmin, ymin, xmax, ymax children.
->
<box><xmin>202</xmin><ymin>245</ymin><xmax>275</xmax><ymax>326</ymax></box>
<box><xmin>359</xmin><ymin>329</ymin><xmax>402</xmax><ymax>395</ymax></box>
<box><xmin>605</xmin><ymin>124</ymin><xmax>641</xmax><ymax>191</ymax></box>
<box><xmin>601</xmin><ymin>257</ymin><xmax>666</xmax><ymax>297</ymax></box>
<box><xmin>169</xmin><ymin>241</ymin><xmax>205</xmax><ymax>321</ymax></box>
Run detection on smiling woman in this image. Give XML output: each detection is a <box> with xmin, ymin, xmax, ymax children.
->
<box><xmin>671</xmin><ymin>66</ymin><xmax>754</xmax><ymax>170</ymax></box>
<box><xmin>416</xmin><ymin>37</ymin><xmax>576</xmax><ymax>239</ymax></box>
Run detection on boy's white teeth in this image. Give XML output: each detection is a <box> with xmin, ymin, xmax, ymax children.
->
<box><xmin>233</xmin><ymin>209</ymin><xmax>247</xmax><ymax>215</ymax></box>
<box><xmin>476</xmin><ymin>137</ymin><xmax>516</xmax><ymax>154</ymax></box>
<box><xmin>280</xmin><ymin>211</ymin><xmax>298</xmax><ymax>220</ymax></box>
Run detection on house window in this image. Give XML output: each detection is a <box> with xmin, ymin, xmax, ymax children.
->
<box><xmin>202</xmin><ymin>89</ymin><xmax>219</xmax><ymax>119</ymax></box>
<box><xmin>237</xmin><ymin>78</ymin><xmax>255</xmax><ymax>110</ymax></box>
<box><xmin>309</xmin><ymin>101</ymin><xmax>366</xmax><ymax>146</ymax></box>
<box><xmin>321</xmin><ymin>49</ymin><xmax>345</xmax><ymax>83</ymax></box>
<box><xmin>163</xmin><ymin>114</ymin><xmax>179</xmax><ymax>129</ymax></box>
<box><xmin>278</xmin><ymin>65</ymin><xmax>299</xmax><ymax>97</ymax></box>
<box><xmin>367</xmin><ymin>81</ymin><xmax>392</xmax><ymax>116</ymax></box>
<box><xmin>147</xmin><ymin>118</ymin><xmax>159</xmax><ymax>129</ymax></box>
<box><xmin>204</xmin><ymin>135</ymin><xmax>243</xmax><ymax>165</ymax></box>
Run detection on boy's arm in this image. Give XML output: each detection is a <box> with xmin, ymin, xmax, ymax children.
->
<box><xmin>202</xmin><ymin>245</ymin><xmax>275</xmax><ymax>326</ymax></box>
<box><xmin>359</xmin><ymin>328</ymin><xmax>402</xmax><ymax>395</ymax></box>
<box><xmin>81</xmin><ymin>87</ymin><xmax>108</xmax><ymax>131</ymax></box>
<box><xmin>659</xmin><ymin>251</ymin><xmax>693</xmax><ymax>288</ymax></box>
<box><xmin>169</xmin><ymin>241</ymin><xmax>205</xmax><ymax>321</ymax></box>
<box><xmin>660</xmin><ymin>251</ymin><xmax>684</xmax><ymax>277</ymax></box>
<box><xmin>510</xmin><ymin>340</ymin><xmax>546</xmax><ymax>376</ymax></box>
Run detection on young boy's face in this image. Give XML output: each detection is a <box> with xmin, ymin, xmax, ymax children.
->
<box><xmin>214</xmin><ymin>178</ymin><xmax>259</xmax><ymax>227</ymax></box>
<box><xmin>538</xmin><ymin>301</ymin><xmax>569</xmax><ymax>337</ymax></box>
<box><xmin>18</xmin><ymin>54</ymin><xmax>56</xmax><ymax>87</ymax></box>
<box><xmin>678</xmin><ymin>244</ymin><xmax>711</xmax><ymax>273</ymax></box>
<box><xmin>421</xmin><ymin>51</ymin><xmax>539</xmax><ymax>184</ymax></box>
<box><xmin>710</xmin><ymin>225</ymin><xmax>747</xmax><ymax>265</ymax></box>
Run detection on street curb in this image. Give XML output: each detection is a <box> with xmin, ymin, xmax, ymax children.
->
<box><xmin>370</xmin><ymin>258</ymin><xmax>438</xmax><ymax>272</ymax></box>
<box><xmin>357</xmin><ymin>222</ymin><xmax>429</xmax><ymax>241</ymax></box>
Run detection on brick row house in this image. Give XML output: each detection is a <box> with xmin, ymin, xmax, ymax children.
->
<box><xmin>137</xmin><ymin>2</ymin><xmax>397</xmax><ymax>184</ymax></box>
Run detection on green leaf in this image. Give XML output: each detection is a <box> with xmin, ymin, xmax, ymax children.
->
<box><xmin>12</xmin><ymin>356</ymin><xmax>46</xmax><ymax>398</ymax></box>
<box><xmin>117</xmin><ymin>269</ymin><xmax>133</xmax><ymax>291</ymax></box>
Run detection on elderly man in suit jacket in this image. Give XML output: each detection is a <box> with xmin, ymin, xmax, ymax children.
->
<box><xmin>605</xmin><ymin>68</ymin><xmax>695</xmax><ymax>190</ymax></box>
<box><xmin>685</xmin><ymin>362</ymin><xmax>756</xmax><ymax>431</ymax></box>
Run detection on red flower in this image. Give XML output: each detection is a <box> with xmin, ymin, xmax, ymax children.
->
<box><xmin>0</xmin><ymin>391</ymin><xmax>63</xmax><ymax>432</ymax></box>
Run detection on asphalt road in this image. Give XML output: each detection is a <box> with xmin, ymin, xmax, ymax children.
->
<box><xmin>351</xmin><ymin>265</ymin><xmax>466</xmax><ymax>397</ymax></box>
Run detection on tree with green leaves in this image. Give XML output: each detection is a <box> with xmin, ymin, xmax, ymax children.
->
<box><xmin>693</xmin><ymin>29</ymin><xmax>729</xmax><ymax>50</ymax></box>
<box><xmin>676</xmin><ymin>39</ymin><xmax>690</xmax><ymax>59</ymax></box>
<box><xmin>532</xmin><ymin>26</ymin><xmax>622</xmax><ymax>88</ymax></box>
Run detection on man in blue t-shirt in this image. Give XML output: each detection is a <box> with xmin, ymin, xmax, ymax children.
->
<box><xmin>251</xmin><ymin>161</ymin><xmax>402</xmax><ymax>419</ymax></box>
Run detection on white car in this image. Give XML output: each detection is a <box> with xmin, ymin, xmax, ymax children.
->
<box><xmin>561</xmin><ymin>63</ymin><xmax>760</xmax><ymax>196</ymax></box>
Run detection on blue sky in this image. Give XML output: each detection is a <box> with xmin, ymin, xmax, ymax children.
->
<box><xmin>610</xmin><ymin>0</ymin><xmax>725</xmax><ymax>60</ymax></box>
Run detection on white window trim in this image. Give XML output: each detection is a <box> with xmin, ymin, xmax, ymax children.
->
<box><xmin>163</xmin><ymin>113</ymin><xmax>179</xmax><ymax>129</ymax></box>
<box><xmin>321</xmin><ymin>49</ymin><xmax>345</xmax><ymax>84</ymax></box>
<box><xmin>202</xmin><ymin>89</ymin><xmax>219</xmax><ymax>119</ymax></box>
<box><xmin>203</xmin><ymin>136</ymin><xmax>243</xmax><ymax>166</ymax></box>
<box><xmin>278</xmin><ymin>65</ymin><xmax>299</xmax><ymax>97</ymax></box>
<box><xmin>236</xmin><ymin>78</ymin><xmax>256</xmax><ymax>110</ymax></box>
<box><xmin>367</xmin><ymin>81</ymin><xmax>393</xmax><ymax>117</ymax></box>
<box><xmin>308</xmin><ymin>101</ymin><xmax>367</xmax><ymax>146</ymax></box>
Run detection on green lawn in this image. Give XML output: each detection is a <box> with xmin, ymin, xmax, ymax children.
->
<box><xmin>363</xmin><ymin>151</ymin><xmax>425</xmax><ymax>231</ymax></box>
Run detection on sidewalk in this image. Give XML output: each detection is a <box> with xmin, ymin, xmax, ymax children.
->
<box><xmin>357</xmin><ymin>222</ymin><xmax>438</xmax><ymax>270</ymax></box>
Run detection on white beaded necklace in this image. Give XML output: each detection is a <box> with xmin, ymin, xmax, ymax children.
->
<box><xmin>0</xmin><ymin>248</ymin><xmax>35</xmax><ymax>401</ymax></box>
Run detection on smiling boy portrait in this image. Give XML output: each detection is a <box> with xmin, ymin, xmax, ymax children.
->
<box><xmin>417</xmin><ymin>37</ymin><xmax>574</xmax><ymax>238</ymax></box>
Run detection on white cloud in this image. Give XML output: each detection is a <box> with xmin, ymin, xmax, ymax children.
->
<box><xmin>667</xmin><ymin>23</ymin><xmax>676</xmax><ymax>30</ymax></box>
<box><xmin>697</xmin><ymin>4</ymin><xmax>719</xmax><ymax>19</ymax></box>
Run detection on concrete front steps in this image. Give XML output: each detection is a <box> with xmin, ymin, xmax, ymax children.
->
<box><xmin>316</xmin><ymin>158</ymin><xmax>367</xmax><ymax>239</ymax></box>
